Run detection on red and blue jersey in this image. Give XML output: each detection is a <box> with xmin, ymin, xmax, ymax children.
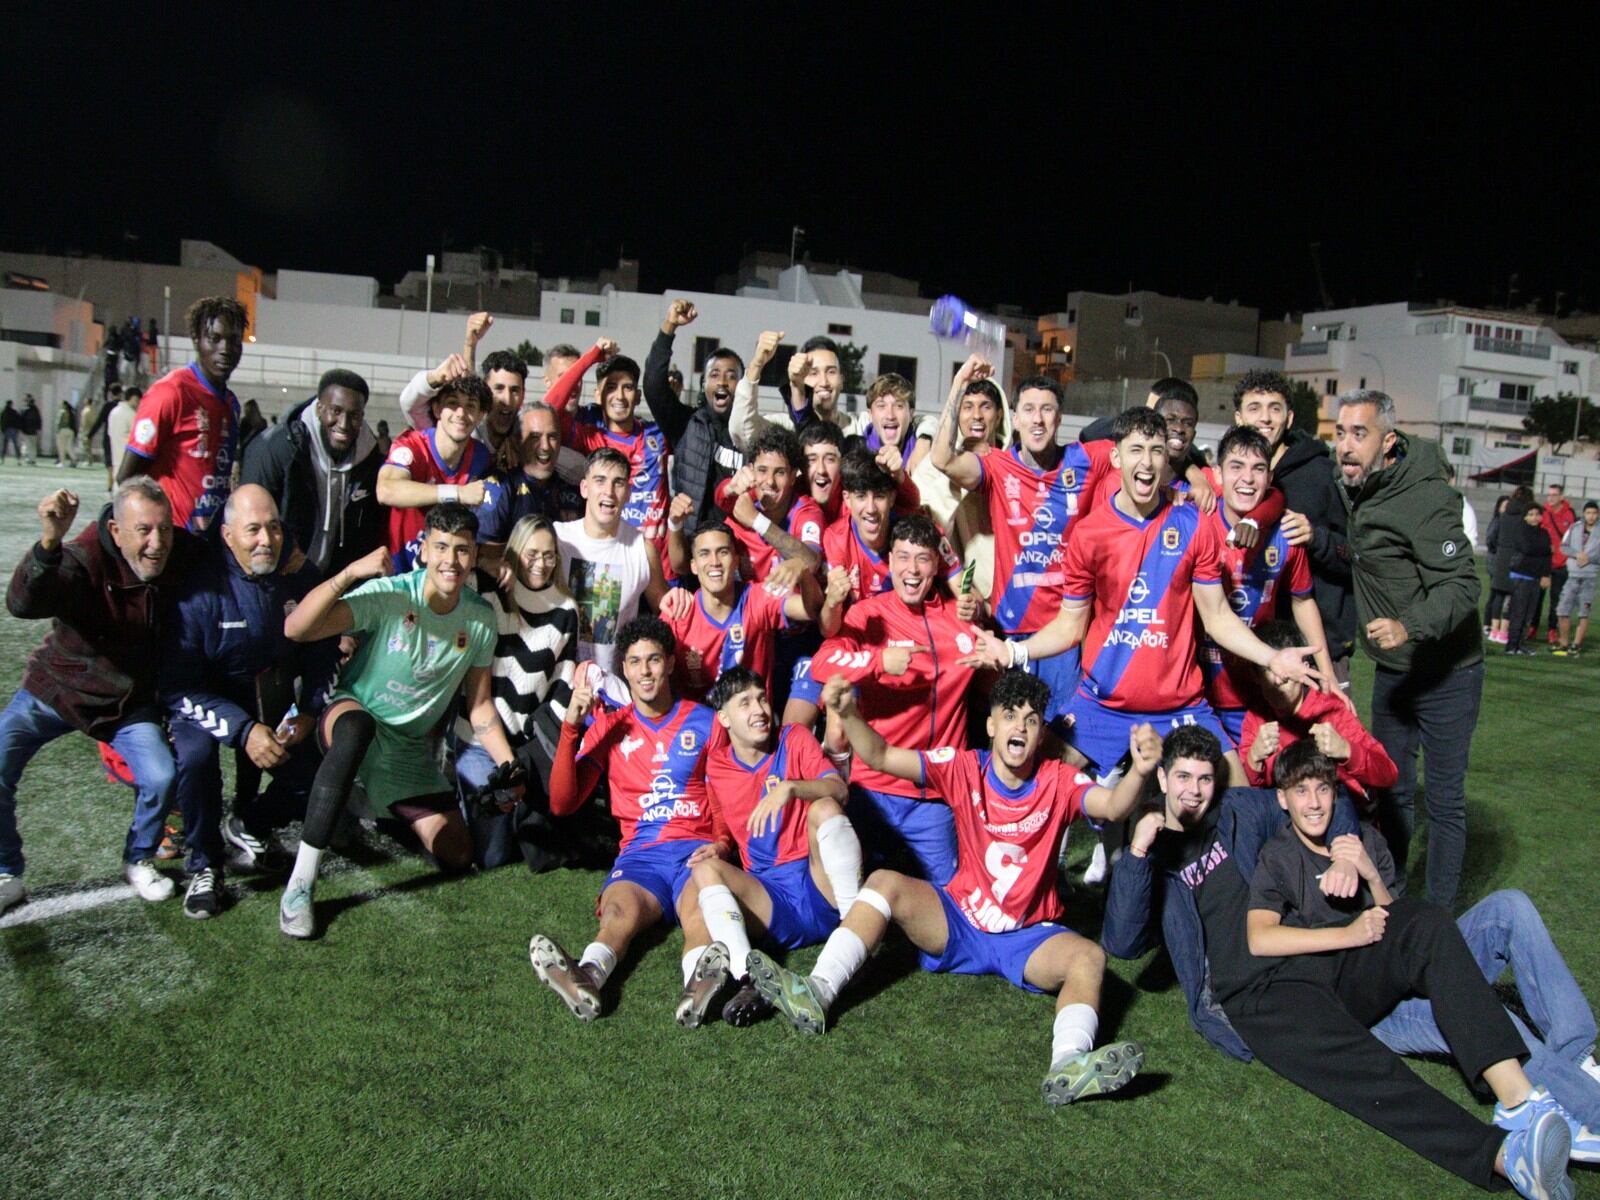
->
<box><xmin>1062</xmin><ymin>496</ymin><xmax>1223</xmax><ymax>713</ymax></box>
<box><xmin>124</xmin><ymin>363</ymin><xmax>240</xmax><ymax>532</ymax></box>
<box><xmin>664</xmin><ymin>581</ymin><xmax>788</xmax><ymax>701</ymax></box>
<box><xmin>383</xmin><ymin>427</ymin><xmax>493</xmax><ymax>571</ymax></box>
<box><xmin>714</xmin><ymin>479</ymin><xmax>826</xmax><ymax>581</ymax></box>
<box><xmin>577</xmin><ymin>698</ymin><xmax>719</xmax><ymax>853</ymax></box>
<box><xmin>823</xmin><ymin>513</ymin><xmax>960</xmax><ymax>603</ymax></box>
<box><xmin>705</xmin><ymin>724</ymin><xmax>837</xmax><ymax>872</ymax></box>
<box><xmin>919</xmin><ymin>748</ymin><xmax>1093</xmax><ymax>931</ymax></box>
<box><xmin>1201</xmin><ymin>509</ymin><xmax>1313</xmax><ymax>712</ymax></box>
<box><xmin>567</xmin><ymin>415</ymin><xmax>670</xmax><ymax>542</ymax></box>
<box><xmin>977</xmin><ymin>442</ymin><xmax>1115</xmax><ymax>633</ymax></box>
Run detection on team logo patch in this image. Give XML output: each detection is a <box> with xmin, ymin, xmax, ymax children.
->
<box><xmin>1035</xmin><ymin>505</ymin><xmax>1055</xmax><ymax>530</ymax></box>
<box><xmin>679</xmin><ymin>729</ymin><xmax>699</xmax><ymax>752</ymax></box>
<box><xmin>1442</xmin><ymin>540</ymin><xmax>1457</xmax><ymax>557</ymax></box>
<box><xmin>134</xmin><ymin>417</ymin><xmax>156</xmax><ymax>445</ymax></box>
<box><xmin>1128</xmin><ymin>575</ymin><xmax>1151</xmax><ymax>604</ymax></box>
<box><xmin>956</xmin><ymin>632</ymin><xmax>974</xmax><ymax>654</ymax></box>
<box><xmin>455</xmin><ymin>630</ymin><xmax>469</xmax><ymax>651</ymax></box>
<box><xmin>1264</xmin><ymin>545</ymin><xmax>1280</xmax><ymax>568</ymax></box>
<box><xmin>728</xmin><ymin>623</ymin><xmax>745</xmax><ymax>647</ymax></box>
<box><xmin>926</xmin><ymin>747</ymin><xmax>957</xmax><ymax>763</ymax></box>
<box><xmin>389</xmin><ymin>445</ymin><xmax>414</xmax><ymax>467</ymax></box>
<box><xmin>620</xmin><ymin>735</ymin><xmax>644</xmax><ymax>758</ymax></box>
<box><xmin>1162</xmin><ymin>526</ymin><xmax>1181</xmax><ymax>551</ymax></box>
<box><xmin>647</xmin><ymin>433</ymin><xmax>663</xmax><ymax>454</ymax></box>
<box><xmin>1060</xmin><ymin>468</ymin><xmax>1076</xmax><ymax>490</ymax></box>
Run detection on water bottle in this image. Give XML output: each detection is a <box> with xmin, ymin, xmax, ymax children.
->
<box><xmin>930</xmin><ymin>294</ymin><xmax>1008</xmax><ymax>362</ymax></box>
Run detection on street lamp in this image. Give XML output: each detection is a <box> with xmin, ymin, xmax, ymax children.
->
<box><xmin>423</xmin><ymin>253</ymin><xmax>435</xmax><ymax>368</ymax></box>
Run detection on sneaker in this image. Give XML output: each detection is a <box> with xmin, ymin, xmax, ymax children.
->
<box><xmin>1490</xmin><ymin>630</ymin><xmax>1509</xmax><ymax>644</ymax></box>
<box><xmin>746</xmin><ymin>949</ymin><xmax>826</xmax><ymax>1035</ymax></box>
<box><xmin>675</xmin><ymin>942</ymin><xmax>731</xmax><ymax>1029</ymax></box>
<box><xmin>1042</xmin><ymin>1041</ymin><xmax>1146</xmax><ymax>1106</ymax></box>
<box><xmin>222</xmin><ymin>816</ymin><xmax>288</xmax><ymax>873</ymax></box>
<box><xmin>1552</xmin><ymin>645</ymin><xmax>1570</xmax><ymax>657</ymax></box>
<box><xmin>0</xmin><ymin>873</ymin><xmax>26</xmax><ymax>914</ymax></box>
<box><xmin>1497</xmin><ymin>1088</ymin><xmax>1576</xmax><ymax>1197</ymax></box>
<box><xmin>279</xmin><ymin>881</ymin><xmax>315</xmax><ymax>939</ymax></box>
<box><xmin>183</xmin><ymin>868</ymin><xmax>222</xmax><ymax>920</ymax></box>
<box><xmin>1082</xmin><ymin>841</ymin><xmax>1109</xmax><ymax>886</ymax></box>
<box><xmin>722</xmin><ymin>979</ymin><xmax>774</xmax><ymax>1027</ymax></box>
<box><xmin>528</xmin><ymin>934</ymin><xmax>602</xmax><ymax>1021</ymax></box>
<box><xmin>123</xmin><ymin>859</ymin><xmax>175</xmax><ymax>902</ymax></box>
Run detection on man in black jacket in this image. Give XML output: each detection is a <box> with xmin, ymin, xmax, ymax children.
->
<box><xmin>1233</xmin><ymin>369</ymin><xmax>1355</xmax><ymax>682</ymax></box>
<box><xmin>240</xmin><ymin>369</ymin><xmax>383</xmax><ymax>575</ymax></box>
<box><xmin>643</xmin><ymin>299</ymin><xmax>745</xmax><ymax>537</ymax></box>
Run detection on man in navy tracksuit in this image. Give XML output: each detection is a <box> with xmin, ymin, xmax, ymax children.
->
<box><xmin>161</xmin><ymin>485</ymin><xmax>339</xmax><ymax>917</ymax></box>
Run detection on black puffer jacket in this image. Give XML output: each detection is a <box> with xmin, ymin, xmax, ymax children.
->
<box><xmin>643</xmin><ymin>329</ymin><xmax>744</xmax><ymax>536</ymax></box>
<box><xmin>1489</xmin><ymin>500</ymin><xmax>1532</xmax><ymax>593</ymax></box>
<box><xmin>1272</xmin><ymin>429</ymin><xmax>1354</xmax><ymax>659</ymax></box>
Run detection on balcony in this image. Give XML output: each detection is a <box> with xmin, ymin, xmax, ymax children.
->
<box><xmin>1465</xmin><ymin>392</ymin><xmax>1532</xmax><ymax>416</ymax></box>
<box><xmin>1290</xmin><ymin>340</ymin><xmax>1330</xmax><ymax>356</ymax></box>
<box><xmin>1472</xmin><ymin>336</ymin><xmax>1550</xmax><ymax>360</ymax></box>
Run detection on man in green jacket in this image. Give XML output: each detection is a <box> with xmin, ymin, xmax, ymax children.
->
<box><xmin>1335</xmin><ymin>389</ymin><xmax>1481</xmax><ymax>909</ymax></box>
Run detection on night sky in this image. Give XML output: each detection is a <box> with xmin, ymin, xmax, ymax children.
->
<box><xmin>9</xmin><ymin>10</ymin><xmax>1597</xmax><ymax>319</ymax></box>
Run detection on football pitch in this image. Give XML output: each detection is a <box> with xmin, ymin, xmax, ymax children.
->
<box><xmin>1</xmin><ymin>460</ymin><xmax>1596</xmax><ymax>1200</ymax></box>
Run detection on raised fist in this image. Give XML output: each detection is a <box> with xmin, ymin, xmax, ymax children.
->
<box><xmin>37</xmin><ymin>489</ymin><xmax>79</xmax><ymax>548</ymax></box>
<box><xmin>665</xmin><ymin>299</ymin><xmax>698</xmax><ymax>328</ymax></box>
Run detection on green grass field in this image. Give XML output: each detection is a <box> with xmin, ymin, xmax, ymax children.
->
<box><xmin>1</xmin><ymin>460</ymin><xmax>1597</xmax><ymax>1199</ymax></box>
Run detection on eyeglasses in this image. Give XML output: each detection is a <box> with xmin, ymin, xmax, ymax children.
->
<box><xmin>523</xmin><ymin>550</ymin><xmax>559</xmax><ymax>564</ymax></box>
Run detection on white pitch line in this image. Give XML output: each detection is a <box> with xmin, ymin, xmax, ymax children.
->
<box><xmin>0</xmin><ymin>884</ymin><xmax>139</xmax><ymax>927</ymax></box>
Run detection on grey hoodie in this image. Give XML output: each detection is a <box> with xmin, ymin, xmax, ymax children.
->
<box><xmin>300</xmin><ymin>402</ymin><xmax>377</xmax><ymax>572</ymax></box>
<box><xmin>1563</xmin><ymin>517</ymin><xmax>1600</xmax><ymax>582</ymax></box>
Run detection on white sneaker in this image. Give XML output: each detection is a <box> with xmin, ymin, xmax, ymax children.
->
<box><xmin>124</xmin><ymin>859</ymin><xmax>175</xmax><ymax>902</ymax></box>
<box><xmin>279</xmin><ymin>882</ymin><xmax>315</xmax><ymax>939</ymax></box>
<box><xmin>1082</xmin><ymin>842</ymin><xmax>1109</xmax><ymax>886</ymax></box>
<box><xmin>1582</xmin><ymin>1055</ymin><xmax>1600</xmax><ymax>1086</ymax></box>
<box><xmin>0</xmin><ymin>873</ymin><xmax>26</xmax><ymax>913</ymax></box>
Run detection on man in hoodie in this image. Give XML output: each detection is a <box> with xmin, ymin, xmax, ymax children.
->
<box><xmin>1335</xmin><ymin>390</ymin><xmax>1481</xmax><ymax>910</ymax></box>
<box><xmin>1555</xmin><ymin>501</ymin><xmax>1598</xmax><ymax>655</ymax></box>
<box><xmin>241</xmin><ymin>369</ymin><xmax>384</xmax><ymax>576</ymax></box>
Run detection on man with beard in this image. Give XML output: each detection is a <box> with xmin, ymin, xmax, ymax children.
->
<box><xmin>1335</xmin><ymin>389</ymin><xmax>1482</xmax><ymax>910</ymax></box>
<box><xmin>729</xmin><ymin>333</ymin><xmax>847</xmax><ymax>446</ymax></box>
<box><xmin>398</xmin><ymin>313</ymin><xmax>527</xmax><ymax>475</ymax></box>
<box><xmin>241</xmin><ymin>369</ymin><xmax>385</xmax><ymax>575</ymax></box>
<box><xmin>475</xmin><ymin>402</ymin><xmax>583</xmax><ymax>574</ymax></box>
<box><xmin>644</xmin><ymin>299</ymin><xmax>746</xmax><ymax>537</ymax></box>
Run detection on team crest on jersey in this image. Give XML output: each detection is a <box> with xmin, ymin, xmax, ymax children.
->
<box><xmin>389</xmin><ymin>445</ymin><xmax>415</xmax><ymax>467</ymax></box>
<box><xmin>134</xmin><ymin>417</ymin><xmax>156</xmax><ymax>445</ymax></box>
<box><xmin>1060</xmin><ymin>468</ymin><xmax>1076</xmax><ymax>490</ymax></box>
<box><xmin>1264</xmin><ymin>545</ymin><xmax>1280</xmax><ymax>568</ymax></box>
<box><xmin>926</xmin><ymin>746</ymin><xmax>957</xmax><ymax>763</ymax></box>
<box><xmin>679</xmin><ymin>728</ymin><xmax>699</xmax><ymax>752</ymax></box>
<box><xmin>454</xmin><ymin>630</ymin><xmax>468</xmax><ymax>651</ymax></box>
<box><xmin>728</xmin><ymin>623</ymin><xmax>745</xmax><ymax>647</ymax></box>
<box><xmin>1162</xmin><ymin>526</ymin><xmax>1181</xmax><ymax>551</ymax></box>
<box><xmin>647</xmin><ymin>433</ymin><xmax>663</xmax><ymax>454</ymax></box>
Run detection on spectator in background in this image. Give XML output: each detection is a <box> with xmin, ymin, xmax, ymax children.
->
<box><xmin>145</xmin><ymin>318</ymin><xmax>160</xmax><ymax>373</ymax></box>
<box><xmin>1445</xmin><ymin>463</ymin><xmax>1479</xmax><ymax>548</ymax></box>
<box><xmin>1483</xmin><ymin>495</ymin><xmax>1512</xmax><ymax>640</ymax></box>
<box><xmin>1539</xmin><ymin>484</ymin><xmax>1578</xmax><ymax>645</ymax></box>
<box><xmin>84</xmin><ymin>383</ymin><xmax>121</xmax><ymax>480</ymax></box>
<box><xmin>238</xmin><ymin>399</ymin><xmax>268</xmax><ymax>450</ymax></box>
<box><xmin>77</xmin><ymin>394</ymin><xmax>101</xmax><ymax>466</ymax></box>
<box><xmin>1</xmin><ymin>400</ymin><xmax>19</xmax><ymax>463</ymax></box>
<box><xmin>18</xmin><ymin>396</ymin><xmax>41</xmax><ymax>464</ymax></box>
<box><xmin>374</xmin><ymin>419</ymin><xmax>391</xmax><ymax>459</ymax></box>
<box><xmin>240</xmin><ymin>369</ymin><xmax>384</xmax><ymax>576</ymax></box>
<box><xmin>539</xmin><ymin>343</ymin><xmax>581</xmax><ymax>405</ymax></box>
<box><xmin>1487</xmin><ymin>486</ymin><xmax>1533</xmax><ymax>645</ymax></box>
<box><xmin>54</xmin><ymin>398</ymin><xmax>80</xmax><ymax>467</ymax></box>
<box><xmin>1554</xmin><ymin>501</ymin><xmax>1598</xmax><ymax>656</ymax></box>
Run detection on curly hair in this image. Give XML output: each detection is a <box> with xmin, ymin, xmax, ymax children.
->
<box><xmin>185</xmin><ymin>296</ymin><xmax>248</xmax><ymax>342</ymax></box>
<box><xmin>1231</xmin><ymin>368</ymin><xmax>1293</xmax><ymax>410</ymax></box>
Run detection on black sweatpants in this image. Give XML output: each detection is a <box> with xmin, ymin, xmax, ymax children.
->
<box><xmin>1222</xmin><ymin>898</ymin><xmax>1526</xmax><ymax>1190</ymax></box>
<box><xmin>1505</xmin><ymin>577</ymin><xmax>1543</xmax><ymax>651</ymax></box>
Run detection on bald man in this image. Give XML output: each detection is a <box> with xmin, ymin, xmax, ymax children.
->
<box><xmin>160</xmin><ymin>485</ymin><xmax>341</xmax><ymax>918</ymax></box>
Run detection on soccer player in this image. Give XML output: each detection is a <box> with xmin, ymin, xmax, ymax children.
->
<box><xmin>916</xmin><ymin>356</ymin><xmax>1011</xmax><ymax>598</ymax></box>
<box><xmin>855</xmin><ymin>372</ymin><xmax>932</xmax><ymax>474</ymax></box>
<box><xmin>824</xmin><ymin>447</ymin><xmax>960</xmax><ymax>604</ymax></box>
<box><xmin>968</xmin><ymin>409</ymin><xmax>1325</xmax><ymax>783</ymax></box>
<box><xmin>1199</xmin><ymin>427</ymin><xmax>1335</xmax><ymax>743</ymax></box>
<box><xmin>530</xmin><ymin>618</ymin><xmax>725</xmax><ymax>1020</ymax></box>
<box><xmin>119</xmin><ymin>296</ymin><xmax>246</xmax><ymax>532</ymax></box>
<box><xmin>749</xmin><ymin>671</ymin><xmax>1153</xmax><ymax>1107</ymax></box>
<box><xmin>709</xmin><ymin>427</ymin><xmax>824</xmax><ymax>580</ymax></box>
<box><xmin>377</xmin><ymin>374</ymin><xmax>493</xmax><ymax>571</ymax></box>
<box><xmin>673</xmin><ymin>668</ymin><xmax>861</xmax><ymax>1028</ymax></box>
<box><xmin>809</xmin><ymin>513</ymin><xmax>986</xmax><ymax>886</ymax></box>
<box><xmin>800</xmin><ymin>422</ymin><xmax>845</xmax><ymax>522</ymax></box>
<box><xmin>547</xmin><ymin>341</ymin><xmax>671</xmax><ymax>554</ymax></box>
<box><xmin>730</xmin><ymin>332</ymin><xmax>848</xmax><ymax>444</ymax></box>
<box><xmin>663</xmin><ymin>521</ymin><xmax>828</xmax><ymax>702</ymax></box>
<box><xmin>276</xmin><ymin>504</ymin><xmax>514</xmax><ymax>939</ymax></box>
<box><xmin>933</xmin><ymin>373</ymin><xmax>1115</xmax><ymax>714</ymax></box>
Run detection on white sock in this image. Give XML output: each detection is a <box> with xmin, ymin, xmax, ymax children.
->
<box><xmin>809</xmin><ymin>926</ymin><xmax>867</xmax><ymax>1011</ymax></box>
<box><xmin>287</xmin><ymin>841</ymin><xmax>323</xmax><ymax>896</ymax></box>
<box><xmin>815</xmin><ymin>816</ymin><xmax>863</xmax><ymax>915</ymax></box>
<box><xmin>698</xmin><ymin>884</ymin><xmax>751</xmax><ymax>978</ymax></box>
<box><xmin>681</xmin><ymin>946</ymin><xmax>708</xmax><ymax>986</ymax></box>
<box><xmin>1051</xmin><ymin>1003</ymin><xmax>1099</xmax><ymax>1064</ymax></box>
<box><xmin>579</xmin><ymin>942</ymin><xmax>618</xmax><ymax>987</ymax></box>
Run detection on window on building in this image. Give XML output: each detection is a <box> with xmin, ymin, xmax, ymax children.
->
<box><xmin>693</xmin><ymin>336</ymin><xmax>723</xmax><ymax>371</ymax></box>
<box><xmin>1498</xmin><ymin>382</ymin><xmax>1533</xmax><ymax>403</ymax></box>
<box><xmin>1325</xmin><ymin>378</ymin><xmax>1338</xmax><ymax>396</ymax></box>
<box><xmin>878</xmin><ymin>354</ymin><xmax>918</xmax><ymax>385</ymax></box>
<box><xmin>584</xmin><ymin>311</ymin><xmax>600</xmax><ymax>327</ymax></box>
<box><xmin>1066</xmin><ymin>308</ymin><xmax>1076</xmax><ymax>324</ymax></box>
<box><xmin>1124</xmin><ymin>303</ymin><xmax>1142</xmax><ymax>323</ymax></box>
<box><xmin>559</xmin><ymin>308</ymin><xmax>575</xmax><ymax>325</ymax></box>
<box><xmin>827</xmin><ymin>323</ymin><xmax>853</xmax><ymax>336</ymax></box>
<box><xmin>1359</xmin><ymin>377</ymin><xmax>1366</xmax><ymax>390</ymax></box>
<box><xmin>1452</xmin><ymin>436</ymin><xmax>1473</xmax><ymax>457</ymax></box>
<box><xmin>1459</xmin><ymin>376</ymin><xmax>1476</xmax><ymax>395</ymax></box>
<box><xmin>1564</xmin><ymin>360</ymin><xmax>1580</xmax><ymax>375</ymax></box>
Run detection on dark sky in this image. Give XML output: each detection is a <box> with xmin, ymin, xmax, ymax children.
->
<box><xmin>9</xmin><ymin>9</ymin><xmax>1597</xmax><ymax>319</ymax></box>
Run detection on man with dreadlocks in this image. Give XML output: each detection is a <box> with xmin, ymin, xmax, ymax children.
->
<box><xmin>120</xmin><ymin>296</ymin><xmax>247</xmax><ymax>533</ymax></box>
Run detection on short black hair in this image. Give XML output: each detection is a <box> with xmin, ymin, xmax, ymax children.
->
<box><xmin>586</xmin><ymin>446</ymin><xmax>630</xmax><ymax>477</ymax></box>
<box><xmin>436</xmin><ymin>373</ymin><xmax>492</xmax><ymax>413</ymax></box>
<box><xmin>425</xmin><ymin>502</ymin><xmax>479</xmax><ymax>539</ymax></box>
<box><xmin>708</xmin><ymin>667</ymin><xmax>765</xmax><ymax>712</ymax></box>
<box><xmin>1215</xmin><ymin>426</ymin><xmax>1270</xmax><ymax>466</ymax></box>
<box><xmin>962</xmin><ymin>379</ymin><xmax>1003</xmax><ymax>407</ymax></box>
<box><xmin>801</xmin><ymin>335</ymin><xmax>841</xmax><ymax>359</ymax></box>
<box><xmin>691</xmin><ymin>520</ymin><xmax>736</xmax><ymax>551</ymax></box>
<box><xmin>988</xmin><ymin>669</ymin><xmax>1051</xmax><ymax>719</ymax></box>
<box><xmin>1110</xmin><ymin>406</ymin><xmax>1168</xmax><ymax>443</ymax></box>
<box><xmin>1160</xmin><ymin>725</ymin><xmax>1223</xmax><ymax>772</ymax></box>
<box><xmin>800</xmin><ymin>421</ymin><xmax>845</xmax><ymax>452</ymax></box>
<box><xmin>704</xmin><ymin>347</ymin><xmax>744</xmax><ymax>376</ymax></box>
<box><xmin>889</xmin><ymin>511</ymin><xmax>944</xmax><ymax>557</ymax></box>
<box><xmin>1585</xmin><ymin>501</ymin><xmax>1599</xmax><ymax>512</ymax></box>
<box><xmin>750</xmin><ymin>427</ymin><xmax>804</xmax><ymax>471</ymax></box>
<box><xmin>617</xmin><ymin>615</ymin><xmax>675</xmax><ymax>662</ymax></box>
<box><xmin>597</xmin><ymin>355</ymin><xmax>640</xmax><ymax>386</ymax></box>
<box><xmin>840</xmin><ymin>445</ymin><xmax>896</xmax><ymax>496</ymax></box>
<box><xmin>185</xmin><ymin>296</ymin><xmax>248</xmax><ymax>342</ymax></box>
<box><xmin>1013</xmin><ymin>375</ymin><xmax>1064</xmax><ymax>407</ymax></box>
<box><xmin>1232</xmin><ymin>368</ymin><xmax>1293</xmax><ymax>410</ymax></box>
<box><xmin>480</xmin><ymin>350</ymin><xmax>529</xmax><ymax>381</ymax></box>
<box><xmin>1255</xmin><ymin>619</ymin><xmax>1307</xmax><ymax>653</ymax></box>
<box><xmin>126</xmin><ymin>386</ymin><xmax>143</xmax><ymax>401</ymax></box>
<box><xmin>318</xmin><ymin>368</ymin><xmax>370</xmax><ymax>402</ymax></box>
<box><xmin>1150</xmin><ymin>378</ymin><xmax>1199</xmax><ymax>412</ymax></box>
<box><xmin>1273</xmin><ymin>739</ymin><xmax>1339</xmax><ymax>791</ymax></box>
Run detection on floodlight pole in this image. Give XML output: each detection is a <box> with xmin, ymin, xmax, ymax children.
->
<box><xmin>423</xmin><ymin>254</ymin><xmax>435</xmax><ymax>368</ymax></box>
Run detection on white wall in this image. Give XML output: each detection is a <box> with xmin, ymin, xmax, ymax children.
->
<box><xmin>276</xmin><ymin>270</ymin><xmax>379</xmax><ymax>308</ymax></box>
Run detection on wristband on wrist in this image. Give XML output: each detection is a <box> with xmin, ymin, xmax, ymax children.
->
<box><xmin>437</xmin><ymin>484</ymin><xmax>460</xmax><ymax>503</ymax></box>
<box><xmin>667</xmin><ymin>516</ymin><xmax>685</xmax><ymax>532</ymax></box>
<box><xmin>753</xmin><ymin>513</ymin><xmax>773</xmax><ymax>537</ymax></box>
<box><xmin>1007</xmin><ymin>638</ymin><xmax>1030</xmax><ymax>669</ymax></box>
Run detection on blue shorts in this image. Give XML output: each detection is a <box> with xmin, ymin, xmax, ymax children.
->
<box><xmin>1065</xmin><ymin>691</ymin><xmax>1234</xmax><ymax>779</ymax></box>
<box><xmin>847</xmin><ymin>786</ymin><xmax>958</xmax><ymax>886</ymax></box>
<box><xmin>603</xmin><ymin>839</ymin><xmax>707</xmax><ymax>927</ymax></box>
<box><xmin>787</xmin><ymin>656</ymin><xmax>822</xmax><ymax>709</ymax></box>
<box><xmin>756</xmin><ymin>857</ymin><xmax>839</xmax><ymax>949</ymax></box>
<box><xmin>919</xmin><ymin>886</ymin><xmax>1071</xmax><ymax>993</ymax></box>
<box><xmin>1215</xmin><ymin>706</ymin><xmax>1246</xmax><ymax>745</ymax></box>
<box><xmin>1024</xmin><ymin>644</ymin><xmax>1081</xmax><ymax>723</ymax></box>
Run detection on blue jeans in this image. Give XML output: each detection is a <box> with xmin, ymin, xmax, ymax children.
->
<box><xmin>0</xmin><ymin>688</ymin><xmax>177</xmax><ymax>875</ymax></box>
<box><xmin>455</xmin><ymin>743</ymin><xmax>516</xmax><ymax>870</ymax></box>
<box><xmin>1372</xmin><ymin>889</ymin><xmax>1600</xmax><ymax>1127</ymax></box>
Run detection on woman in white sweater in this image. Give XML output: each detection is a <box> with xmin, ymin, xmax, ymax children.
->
<box><xmin>454</xmin><ymin>514</ymin><xmax>580</xmax><ymax>868</ymax></box>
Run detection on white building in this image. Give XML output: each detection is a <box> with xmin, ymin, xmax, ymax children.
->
<box><xmin>1283</xmin><ymin>302</ymin><xmax>1599</xmax><ymax>480</ymax></box>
